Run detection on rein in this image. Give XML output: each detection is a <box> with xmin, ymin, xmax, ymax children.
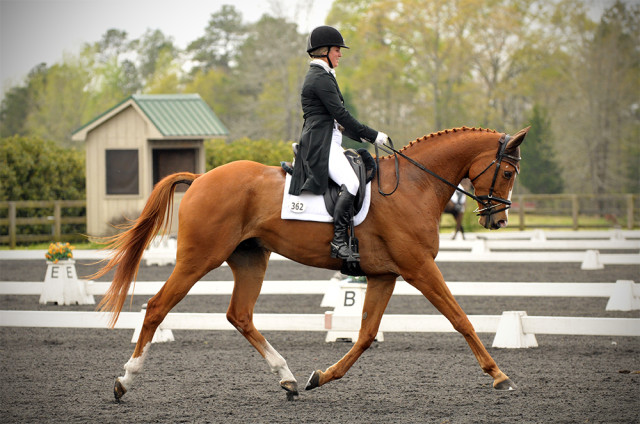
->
<box><xmin>374</xmin><ymin>134</ymin><xmax>520</xmax><ymax>216</ymax></box>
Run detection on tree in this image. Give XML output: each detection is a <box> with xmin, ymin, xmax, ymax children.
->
<box><xmin>136</xmin><ymin>29</ymin><xmax>178</xmax><ymax>86</ymax></box>
<box><xmin>328</xmin><ymin>0</ymin><xmax>431</xmax><ymax>142</ymax></box>
<box><xmin>0</xmin><ymin>85</ymin><xmax>30</xmax><ymax>137</ymax></box>
<box><xmin>205</xmin><ymin>137</ymin><xmax>292</xmax><ymax>170</ymax></box>
<box><xmin>381</xmin><ymin>0</ymin><xmax>474</xmax><ymax>131</ymax></box>
<box><xmin>464</xmin><ymin>0</ymin><xmax>552</xmax><ymax>131</ymax></box>
<box><xmin>550</xmin><ymin>0</ymin><xmax>640</xmax><ymax>194</ymax></box>
<box><xmin>81</xmin><ymin>29</ymin><xmax>141</xmax><ymax>110</ymax></box>
<box><xmin>143</xmin><ymin>47</ymin><xmax>181</xmax><ymax>94</ymax></box>
<box><xmin>0</xmin><ymin>64</ymin><xmax>47</xmax><ymax>138</ymax></box>
<box><xmin>184</xmin><ymin>68</ymin><xmax>238</xmax><ymax>129</ymax></box>
<box><xmin>94</xmin><ymin>29</ymin><xmax>130</xmax><ymax>64</ymax></box>
<box><xmin>232</xmin><ymin>15</ymin><xmax>307</xmax><ymax>141</ymax></box>
<box><xmin>518</xmin><ymin>105</ymin><xmax>563</xmax><ymax>193</ymax></box>
<box><xmin>0</xmin><ymin>136</ymin><xmax>84</xmax><ymax>201</ymax></box>
<box><xmin>23</xmin><ymin>60</ymin><xmax>92</xmax><ymax>147</ymax></box>
<box><xmin>244</xmin><ymin>16</ymin><xmax>307</xmax><ymax>141</ymax></box>
<box><xmin>186</xmin><ymin>5</ymin><xmax>247</xmax><ymax>73</ymax></box>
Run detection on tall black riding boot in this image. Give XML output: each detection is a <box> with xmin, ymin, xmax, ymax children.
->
<box><xmin>330</xmin><ymin>185</ymin><xmax>360</xmax><ymax>261</ymax></box>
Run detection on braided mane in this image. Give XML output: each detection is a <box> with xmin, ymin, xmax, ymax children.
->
<box><xmin>379</xmin><ymin>126</ymin><xmax>499</xmax><ymax>160</ymax></box>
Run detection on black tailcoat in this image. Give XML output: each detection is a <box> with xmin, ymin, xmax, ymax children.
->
<box><xmin>289</xmin><ymin>64</ymin><xmax>377</xmax><ymax>196</ymax></box>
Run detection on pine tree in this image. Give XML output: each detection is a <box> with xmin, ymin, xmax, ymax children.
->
<box><xmin>519</xmin><ymin>105</ymin><xmax>564</xmax><ymax>193</ymax></box>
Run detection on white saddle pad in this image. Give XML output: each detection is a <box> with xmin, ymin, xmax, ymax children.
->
<box><xmin>281</xmin><ymin>173</ymin><xmax>371</xmax><ymax>226</ymax></box>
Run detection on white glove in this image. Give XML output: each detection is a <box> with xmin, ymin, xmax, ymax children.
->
<box><xmin>374</xmin><ymin>131</ymin><xmax>388</xmax><ymax>146</ymax></box>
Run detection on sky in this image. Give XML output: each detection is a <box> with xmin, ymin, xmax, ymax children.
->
<box><xmin>0</xmin><ymin>0</ymin><xmax>334</xmax><ymax>92</ymax></box>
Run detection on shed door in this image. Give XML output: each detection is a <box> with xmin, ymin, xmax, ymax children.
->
<box><xmin>152</xmin><ymin>148</ymin><xmax>197</xmax><ymax>192</ymax></box>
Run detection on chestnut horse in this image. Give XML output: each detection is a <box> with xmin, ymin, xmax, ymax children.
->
<box><xmin>95</xmin><ymin>126</ymin><xmax>528</xmax><ymax>402</ymax></box>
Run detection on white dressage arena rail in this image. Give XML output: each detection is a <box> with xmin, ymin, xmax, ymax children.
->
<box><xmin>1</xmin><ymin>309</ymin><xmax>639</xmax><ymax>349</ymax></box>
<box><xmin>2</xmin><ymin>230</ymin><xmax>638</xmax><ymax>348</ymax></box>
<box><xmin>1</xmin><ymin>279</ymin><xmax>638</xmax><ymax>311</ymax></box>
<box><xmin>1</xmin><ymin>277</ymin><xmax>639</xmax><ymax>347</ymax></box>
<box><xmin>3</xmin><ymin>310</ymin><xmax>639</xmax><ymax>337</ymax></box>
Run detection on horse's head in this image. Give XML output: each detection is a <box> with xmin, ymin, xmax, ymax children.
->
<box><xmin>468</xmin><ymin>127</ymin><xmax>529</xmax><ymax>230</ymax></box>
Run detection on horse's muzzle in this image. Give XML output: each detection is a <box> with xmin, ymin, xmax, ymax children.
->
<box><xmin>479</xmin><ymin>214</ymin><xmax>508</xmax><ymax>230</ymax></box>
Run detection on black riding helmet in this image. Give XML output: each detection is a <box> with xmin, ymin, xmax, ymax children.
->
<box><xmin>307</xmin><ymin>26</ymin><xmax>349</xmax><ymax>68</ymax></box>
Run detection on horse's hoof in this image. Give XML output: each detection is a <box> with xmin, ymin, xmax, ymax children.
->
<box><xmin>305</xmin><ymin>370</ymin><xmax>321</xmax><ymax>391</ymax></box>
<box><xmin>281</xmin><ymin>380</ymin><xmax>299</xmax><ymax>401</ymax></box>
<box><xmin>493</xmin><ymin>378</ymin><xmax>517</xmax><ymax>391</ymax></box>
<box><xmin>114</xmin><ymin>378</ymin><xmax>127</xmax><ymax>402</ymax></box>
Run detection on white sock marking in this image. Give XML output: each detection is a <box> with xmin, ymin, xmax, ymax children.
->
<box><xmin>119</xmin><ymin>343</ymin><xmax>151</xmax><ymax>390</ymax></box>
<box><xmin>263</xmin><ymin>341</ymin><xmax>296</xmax><ymax>384</ymax></box>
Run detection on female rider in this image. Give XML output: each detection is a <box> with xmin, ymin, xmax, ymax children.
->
<box><xmin>289</xmin><ymin>26</ymin><xmax>388</xmax><ymax>262</ymax></box>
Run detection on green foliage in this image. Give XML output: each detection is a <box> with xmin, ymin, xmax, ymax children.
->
<box><xmin>205</xmin><ymin>138</ymin><xmax>293</xmax><ymax>170</ymax></box>
<box><xmin>0</xmin><ymin>136</ymin><xmax>85</xmax><ymax>201</ymax></box>
<box><xmin>519</xmin><ymin>106</ymin><xmax>563</xmax><ymax>194</ymax></box>
<box><xmin>136</xmin><ymin>29</ymin><xmax>178</xmax><ymax>83</ymax></box>
<box><xmin>23</xmin><ymin>62</ymin><xmax>92</xmax><ymax>146</ymax></box>
<box><xmin>184</xmin><ymin>68</ymin><xmax>237</xmax><ymax>125</ymax></box>
<box><xmin>187</xmin><ymin>5</ymin><xmax>246</xmax><ymax>73</ymax></box>
<box><xmin>233</xmin><ymin>15</ymin><xmax>307</xmax><ymax>141</ymax></box>
<box><xmin>0</xmin><ymin>63</ymin><xmax>47</xmax><ymax>138</ymax></box>
<box><xmin>0</xmin><ymin>136</ymin><xmax>86</xmax><ymax>239</ymax></box>
<box><xmin>0</xmin><ymin>85</ymin><xmax>30</xmax><ymax>137</ymax></box>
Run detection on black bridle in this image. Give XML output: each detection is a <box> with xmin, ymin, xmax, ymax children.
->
<box><xmin>374</xmin><ymin>133</ymin><xmax>521</xmax><ymax>217</ymax></box>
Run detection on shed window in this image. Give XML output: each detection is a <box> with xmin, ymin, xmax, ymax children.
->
<box><xmin>106</xmin><ymin>149</ymin><xmax>139</xmax><ymax>195</ymax></box>
<box><xmin>153</xmin><ymin>148</ymin><xmax>197</xmax><ymax>192</ymax></box>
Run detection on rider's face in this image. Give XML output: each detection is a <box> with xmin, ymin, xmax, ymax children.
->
<box><xmin>328</xmin><ymin>46</ymin><xmax>342</xmax><ymax>68</ymax></box>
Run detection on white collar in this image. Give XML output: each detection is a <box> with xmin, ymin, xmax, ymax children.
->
<box><xmin>311</xmin><ymin>59</ymin><xmax>336</xmax><ymax>77</ymax></box>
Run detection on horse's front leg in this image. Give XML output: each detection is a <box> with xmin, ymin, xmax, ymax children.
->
<box><xmin>405</xmin><ymin>259</ymin><xmax>516</xmax><ymax>390</ymax></box>
<box><xmin>306</xmin><ymin>274</ymin><xmax>396</xmax><ymax>390</ymax></box>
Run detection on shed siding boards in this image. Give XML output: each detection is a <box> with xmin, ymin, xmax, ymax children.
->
<box><xmin>73</xmin><ymin>94</ymin><xmax>228</xmax><ymax>236</ymax></box>
<box><xmin>85</xmin><ymin>105</ymin><xmax>149</xmax><ymax>235</ymax></box>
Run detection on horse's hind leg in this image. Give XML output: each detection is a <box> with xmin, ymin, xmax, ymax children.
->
<box><xmin>225</xmin><ymin>243</ymin><xmax>299</xmax><ymax>401</ymax></box>
<box><xmin>114</xmin><ymin>262</ymin><xmax>210</xmax><ymax>401</ymax></box>
<box><xmin>306</xmin><ymin>275</ymin><xmax>396</xmax><ymax>390</ymax></box>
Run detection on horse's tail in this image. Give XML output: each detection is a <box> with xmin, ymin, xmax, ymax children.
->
<box><xmin>93</xmin><ymin>172</ymin><xmax>202</xmax><ymax>327</ymax></box>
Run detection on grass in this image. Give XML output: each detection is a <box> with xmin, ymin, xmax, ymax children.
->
<box><xmin>440</xmin><ymin>211</ymin><xmax>635</xmax><ymax>233</ymax></box>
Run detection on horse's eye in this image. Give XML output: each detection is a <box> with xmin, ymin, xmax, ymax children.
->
<box><xmin>503</xmin><ymin>170</ymin><xmax>513</xmax><ymax>179</ymax></box>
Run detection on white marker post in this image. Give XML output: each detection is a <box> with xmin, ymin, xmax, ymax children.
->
<box><xmin>325</xmin><ymin>278</ymin><xmax>384</xmax><ymax>342</ymax></box>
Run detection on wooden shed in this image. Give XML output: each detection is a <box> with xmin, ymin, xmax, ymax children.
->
<box><xmin>72</xmin><ymin>94</ymin><xmax>228</xmax><ymax>236</ymax></box>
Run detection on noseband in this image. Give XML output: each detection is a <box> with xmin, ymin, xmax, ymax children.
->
<box><xmin>375</xmin><ymin>133</ymin><xmax>520</xmax><ymax>218</ymax></box>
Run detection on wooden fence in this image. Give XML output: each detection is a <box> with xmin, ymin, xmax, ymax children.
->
<box><xmin>511</xmin><ymin>193</ymin><xmax>638</xmax><ymax>230</ymax></box>
<box><xmin>0</xmin><ymin>200</ymin><xmax>86</xmax><ymax>248</ymax></box>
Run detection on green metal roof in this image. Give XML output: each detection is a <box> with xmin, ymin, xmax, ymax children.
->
<box><xmin>72</xmin><ymin>93</ymin><xmax>228</xmax><ymax>139</ymax></box>
<box><xmin>132</xmin><ymin>94</ymin><xmax>228</xmax><ymax>137</ymax></box>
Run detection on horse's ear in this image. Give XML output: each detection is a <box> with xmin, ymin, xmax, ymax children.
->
<box><xmin>507</xmin><ymin>126</ymin><xmax>530</xmax><ymax>149</ymax></box>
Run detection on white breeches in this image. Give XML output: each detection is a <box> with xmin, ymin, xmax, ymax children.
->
<box><xmin>328</xmin><ymin>124</ymin><xmax>359</xmax><ymax>196</ymax></box>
